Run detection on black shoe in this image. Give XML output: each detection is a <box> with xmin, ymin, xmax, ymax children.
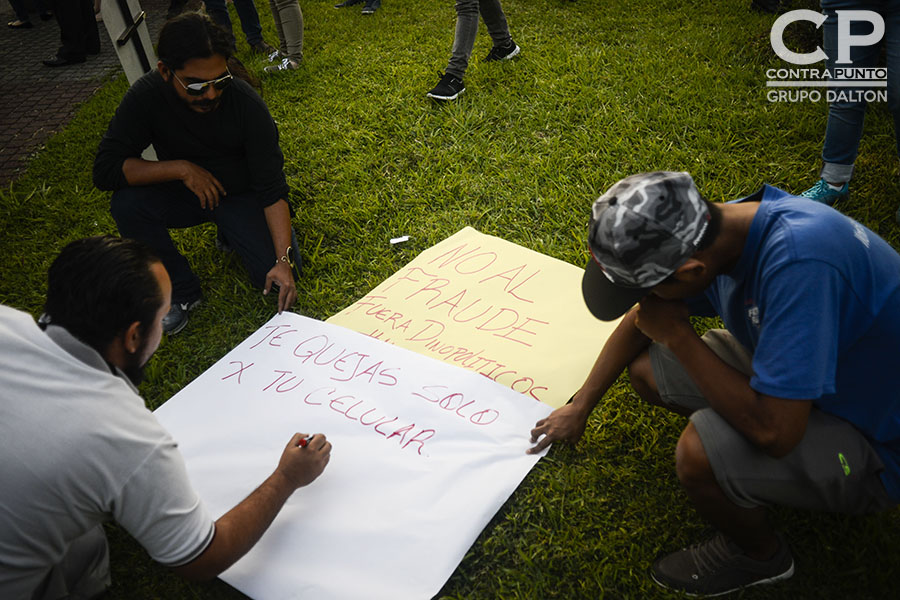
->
<box><xmin>426</xmin><ymin>72</ymin><xmax>465</xmax><ymax>101</ymax></box>
<box><xmin>39</xmin><ymin>11</ymin><xmax>54</xmax><ymax>21</ymax></box>
<box><xmin>162</xmin><ymin>298</ymin><xmax>201</xmax><ymax>335</ymax></box>
<box><xmin>334</xmin><ymin>0</ymin><xmax>363</xmax><ymax>6</ymax></box>
<box><xmin>484</xmin><ymin>40</ymin><xmax>520</xmax><ymax>62</ymax></box>
<box><xmin>43</xmin><ymin>54</ymin><xmax>86</xmax><ymax>67</ymax></box>
<box><xmin>361</xmin><ymin>0</ymin><xmax>380</xmax><ymax>14</ymax></box>
<box><xmin>250</xmin><ymin>40</ymin><xmax>278</xmax><ymax>55</ymax></box>
<box><xmin>650</xmin><ymin>533</ymin><xmax>794</xmax><ymax>596</ymax></box>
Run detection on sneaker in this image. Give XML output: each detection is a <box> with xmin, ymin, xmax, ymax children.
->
<box><xmin>162</xmin><ymin>298</ymin><xmax>201</xmax><ymax>335</ymax></box>
<box><xmin>334</xmin><ymin>0</ymin><xmax>363</xmax><ymax>6</ymax></box>
<box><xmin>250</xmin><ymin>41</ymin><xmax>278</xmax><ymax>56</ymax></box>
<box><xmin>264</xmin><ymin>57</ymin><xmax>300</xmax><ymax>73</ymax></box>
<box><xmin>484</xmin><ymin>40</ymin><xmax>520</xmax><ymax>62</ymax></box>
<box><xmin>426</xmin><ymin>72</ymin><xmax>465</xmax><ymax>101</ymax></box>
<box><xmin>361</xmin><ymin>0</ymin><xmax>380</xmax><ymax>14</ymax></box>
<box><xmin>650</xmin><ymin>533</ymin><xmax>794</xmax><ymax>597</ymax></box>
<box><xmin>266</xmin><ymin>49</ymin><xmax>283</xmax><ymax>63</ymax></box>
<box><xmin>800</xmin><ymin>178</ymin><xmax>849</xmax><ymax>206</ymax></box>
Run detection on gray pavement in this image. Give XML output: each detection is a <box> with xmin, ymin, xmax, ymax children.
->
<box><xmin>0</xmin><ymin>0</ymin><xmax>170</xmax><ymax>185</ymax></box>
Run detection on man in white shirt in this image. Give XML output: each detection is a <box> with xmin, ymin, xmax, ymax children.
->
<box><xmin>0</xmin><ymin>236</ymin><xmax>331</xmax><ymax>599</ymax></box>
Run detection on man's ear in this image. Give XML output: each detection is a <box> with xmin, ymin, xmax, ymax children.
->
<box><xmin>672</xmin><ymin>258</ymin><xmax>707</xmax><ymax>282</ymax></box>
<box><xmin>123</xmin><ymin>321</ymin><xmax>143</xmax><ymax>355</ymax></box>
<box><xmin>158</xmin><ymin>61</ymin><xmax>170</xmax><ymax>80</ymax></box>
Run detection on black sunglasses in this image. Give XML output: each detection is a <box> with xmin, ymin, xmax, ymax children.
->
<box><xmin>170</xmin><ymin>66</ymin><xmax>233</xmax><ymax>96</ymax></box>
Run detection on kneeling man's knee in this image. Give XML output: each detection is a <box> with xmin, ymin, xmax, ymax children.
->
<box><xmin>675</xmin><ymin>422</ymin><xmax>714</xmax><ymax>489</ymax></box>
<box><xmin>628</xmin><ymin>350</ymin><xmax>660</xmax><ymax>403</ymax></box>
<box><xmin>109</xmin><ymin>188</ymin><xmax>141</xmax><ymax>226</ymax></box>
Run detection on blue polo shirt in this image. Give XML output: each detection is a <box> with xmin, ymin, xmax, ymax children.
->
<box><xmin>690</xmin><ymin>185</ymin><xmax>900</xmax><ymax>502</ymax></box>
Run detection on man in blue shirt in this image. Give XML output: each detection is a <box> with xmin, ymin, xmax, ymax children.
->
<box><xmin>528</xmin><ymin>171</ymin><xmax>900</xmax><ymax>596</ymax></box>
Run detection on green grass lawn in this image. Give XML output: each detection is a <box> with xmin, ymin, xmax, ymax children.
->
<box><xmin>2</xmin><ymin>0</ymin><xmax>899</xmax><ymax>597</ymax></box>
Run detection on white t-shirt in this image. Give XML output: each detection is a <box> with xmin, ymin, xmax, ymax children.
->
<box><xmin>0</xmin><ymin>305</ymin><xmax>215</xmax><ymax>596</ymax></box>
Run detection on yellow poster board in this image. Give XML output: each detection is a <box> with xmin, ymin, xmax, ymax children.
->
<box><xmin>327</xmin><ymin>227</ymin><xmax>622</xmax><ymax>408</ymax></box>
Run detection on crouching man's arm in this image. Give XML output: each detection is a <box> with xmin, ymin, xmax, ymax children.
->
<box><xmin>635</xmin><ymin>294</ymin><xmax>811</xmax><ymax>457</ymax></box>
<box><xmin>262</xmin><ymin>198</ymin><xmax>297</xmax><ymax>314</ymax></box>
<box><xmin>172</xmin><ymin>432</ymin><xmax>331</xmax><ymax>581</ymax></box>
<box><xmin>528</xmin><ymin>308</ymin><xmax>652</xmax><ymax>454</ymax></box>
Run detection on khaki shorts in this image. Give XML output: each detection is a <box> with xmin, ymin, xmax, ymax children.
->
<box><xmin>649</xmin><ymin>329</ymin><xmax>893</xmax><ymax>514</ymax></box>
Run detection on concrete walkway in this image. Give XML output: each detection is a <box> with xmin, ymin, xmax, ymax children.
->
<box><xmin>0</xmin><ymin>0</ymin><xmax>170</xmax><ymax>185</ymax></box>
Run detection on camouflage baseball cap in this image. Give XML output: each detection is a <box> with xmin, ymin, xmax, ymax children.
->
<box><xmin>582</xmin><ymin>171</ymin><xmax>710</xmax><ymax>321</ymax></box>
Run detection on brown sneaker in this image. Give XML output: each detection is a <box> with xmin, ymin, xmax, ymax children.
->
<box><xmin>650</xmin><ymin>532</ymin><xmax>794</xmax><ymax>596</ymax></box>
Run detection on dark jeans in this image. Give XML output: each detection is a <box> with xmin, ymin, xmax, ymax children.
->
<box><xmin>204</xmin><ymin>0</ymin><xmax>265</xmax><ymax>47</ymax></box>
<box><xmin>111</xmin><ymin>183</ymin><xmax>293</xmax><ymax>303</ymax></box>
<box><xmin>820</xmin><ymin>0</ymin><xmax>900</xmax><ymax>182</ymax></box>
<box><xmin>446</xmin><ymin>0</ymin><xmax>513</xmax><ymax>78</ymax></box>
<box><xmin>50</xmin><ymin>0</ymin><xmax>99</xmax><ymax>58</ymax></box>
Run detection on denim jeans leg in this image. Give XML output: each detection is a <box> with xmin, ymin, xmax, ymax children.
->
<box><xmin>446</xmin><ymin>0</ymin><xmax>480</xmax><ymax>78</ymax></box>
<box><xmin>821</xmin><ymin>2</ymin><xmax>883</xmax><ymax>183</ymax></box>
<box><xmin>885</xmin><ymin>0</ymin><xmax>900</xmax><ymax>158</ymax></box>
<box><xmin>233</xmin><ymin>0</ymin><xmax>265</xmax><ymax>47</ymax></box>
<box><xmin>110</xmin><ymin>183</ymin><xmax>207</xmax><ymax>303</ymax></box>
<box><xmin>203</xmin><ymin>0</ymin><xmax>237</xmax><ymax>48</ymax></box>
<box><xmin>212</xmin><ymin>194</ymin><xmax>282</xmax><ymax>290</ymax></box>
<box><xmin>479</xmin><ymin>0</ymin><xmax>512</xmax><ymax>49</ymax></box>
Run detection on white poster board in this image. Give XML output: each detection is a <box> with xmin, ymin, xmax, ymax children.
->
<box><xmin>154</xmin><ymin>313</ymin><xmax>552</xmax><ymax>600</ymax></box>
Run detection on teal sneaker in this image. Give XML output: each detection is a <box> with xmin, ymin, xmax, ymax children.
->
<box><xmin>800</xmin><ymin>179</ymin><xmax>848</xmax><ymax>206</ymax></box>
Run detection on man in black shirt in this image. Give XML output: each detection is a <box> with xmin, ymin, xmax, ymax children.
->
<box><xmin>93</xmin><ymin>13</ymin><xmax>298</xmax><ymax>334</ymax></box>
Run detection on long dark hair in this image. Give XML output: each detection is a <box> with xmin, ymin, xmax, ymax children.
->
<box><xmin>157</xmin><ymin>12</ymin><xmax>233</xmax><ymax>71</ymax></box>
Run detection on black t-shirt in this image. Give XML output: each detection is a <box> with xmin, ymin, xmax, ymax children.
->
<box><xmin>93</xmin><ymin>70</ymin><xmax>290</xmax><ymax>209</ymax></box>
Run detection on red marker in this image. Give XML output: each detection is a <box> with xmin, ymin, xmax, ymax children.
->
<box><xmin>298</xmin><ymin>435</ymin><xmax>311</xmax><ymax>448</ymax></box>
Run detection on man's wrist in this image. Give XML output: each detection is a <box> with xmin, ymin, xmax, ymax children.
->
<box><xmin>274</xmin><ymin>245</ymin><xmax>294</xmax><ymax>268</ymax></box>
<box><xmin>663</xmin><ymin>322</ymin><xmax>700</xmax><ymax>353</ymax></box>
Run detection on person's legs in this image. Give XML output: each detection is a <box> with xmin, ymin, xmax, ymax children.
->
<box><xmin>231</xmin><ymin>0</ymin><xmax>265</xmax><ymax>46</ymax></box>
<box><xmin>446</xmin><ymin>0</ymin><xmax>480</xmax><ymax>78</ymax></box>
<box><xmin>884</xmin><ymin>0</ymin><xmax>900</xmax><ymax>159</ymax></box>
<box><xmin>676</xmin><ymin>422</ymin><xmax>779</xmax><ymax>559</ymax></box>
<box><xmin>633</xmin><ymin>328</ymin><xmax>751</xmax><ymax>415</ymax></box>
<box><xmin>643</xmin><ymin>329</ymin><xmax>893</xmax><ymax>595</ymax></box>
<box><xmin>49</xmin><ymin>0</ymin><xmax>87</xmax><ymax>59</ymax></box>
<box><xmin>478</xmin><ymin>0</ymin><xmax>512</xmax><ymax>50</ymax></box>
<box><xmin>213</xmin><ymin>194</ymin><xmax>300</xmax><ymax>290</ymax></box>
<box><xmin>204</xmin><ymin>0</ymin><xmax>238</xmax><ymax>49</ymax></box>
<box><xmin>819</xmin><ymin>1</ymin><xmax>883</xmax><ymax>185</ymax></box>
<box><xmin>8</xmin><ymin>0</ymin><xmax>30</xmax><ymax>22</ymax></box>
<box><xmin>110</xmin><ymin>183</ymin><xmax>208</xmax><ymax>303</ymax></box>
<box><xmin>266</xmin><ymin>0</ymin><xmax>302</xmax><ymax>65</ymax></box>
<box><xmin>268</xmin><ymin>0</ymin><xmax>287</xmax><ymax>57</ymax></box>
<box><xmin>80</xmin><ymin>0</ymin><xmax>100</xmax><ymax>54</ymax></box>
